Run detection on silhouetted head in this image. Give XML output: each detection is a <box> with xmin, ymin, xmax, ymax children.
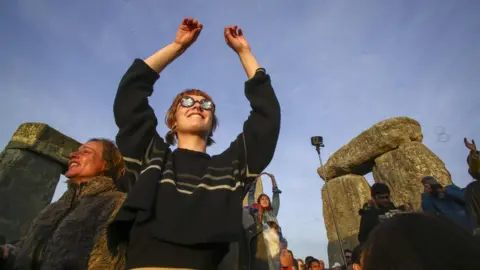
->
<box><xmin>362</xmin><ymin>213</ymin><xmax>480</xmax><ymax>270</ymax></box>
<box><xmin>65</xmin><ymin>138</ymin><xmax>124</xmax><ymax>184</ymax></box>
<box><xmin>165</xmin><ymin>89</ymin><xmax>218</xmax><ymax>147</ymax></box>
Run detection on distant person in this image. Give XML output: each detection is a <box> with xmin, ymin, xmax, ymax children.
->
<box><xmin>297</xmin><ymin>259</ymin><xmax>305</xmax><ymax>270</ymax></box>
<box><xmin>248</xmin><ymin>172</ymin><xmax>282</xmax><ymax>225</ymax></box>
<box><xmin>0</xmin><ymin>139</ymin><xmax>126</xmax><ymax>269</ymax></box>
<box><xmin>343</xmin><ymin>248</ymin><xmax>353</xmax><ymax>268</ymax></box>
<box><xmin>351</xmin><ymin>244</ymin><xmax>364</xmax><ymax>270</ymax></box>
<box><xmin>361</xmin><ymin>213</ymin><xmax>480</xmax><ymax>270</ymax></box>
<box><xmin>464</xmin><ymin>138</ymin><xmax>480</xmax><ymax>232</ymax></box>
<box><xmin>107</xmin><ymin>17</ymin><xmax>281</xmax><ymax>269</ymax></box>
<box><xmin>358</xmin><ymin>183</ymin><xmax>407</xmax><ymax>243</ymax></box>
<box><xmin>280</xmin><ymin>249</ymin><xmax>295</xmax><ymax>269</ymax></box>
<box><xmin>310</xmin><ymin>258</ymin><xmax>325</xmax><ymax>270</ymax></box>
<box><xmin>421</xmin><ymin>176</ymin><xmax>474</xmax><ymax>233</ymax></box>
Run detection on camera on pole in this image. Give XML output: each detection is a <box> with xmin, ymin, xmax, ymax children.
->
<box><xmin>310</xmin><ymin>136</ymin><xmax>347</xmax><ymax>267</ymax></box>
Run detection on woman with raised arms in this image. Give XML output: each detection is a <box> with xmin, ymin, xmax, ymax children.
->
<box><xmin>107</xmin><ymin>18</ymin><xmax>281</xmax><ymax>269</ymax></box>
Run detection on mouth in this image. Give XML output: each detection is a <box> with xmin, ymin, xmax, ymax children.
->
<box><xmin>188</xmin><ymin>113</ymin><xmax>204</xmax><ymax>119</ymax></box>
<box><xmin>69</xmin><ymin>161</ymin><xmax>80</xmax><ymax>168</ymax></box>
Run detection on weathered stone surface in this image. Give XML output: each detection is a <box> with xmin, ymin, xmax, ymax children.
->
<box><xmin>0</xmin><ymin>123</ymin><xmax>80</xmax><ymax>242</ymax></box>
<box><xmin>372</xmin><ymin>142</ymin><xmax>452</xmax><ymax>211</ymax></box>
<box><xmin>322</xmin><ymin>174</ymin><xmax>371</xmax><ymax>264</ymax></box>
<box><xmin>5</xmin><ymin>123</ymin><xmax>80</xmax><ymax>171</ymax></box>
<box><xmin>242</xmin><ymin>176</ymin><xmax>263</xmax><ymax>207</ymax></box>
<box><xmin>318</xmin><ymin>117</ymin><xmax>423</xmax><ymax>180</ymax></box>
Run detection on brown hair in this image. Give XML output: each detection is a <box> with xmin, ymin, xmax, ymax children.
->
<box><xmin>164</xmin><ymin>89</ymin><xmax>218</xmax><ymax>146</ymax></box>
<box><xmin>88</xmin><ymin>138</ymin><xmax>125</xmax><ymax>182</ymax></box>
<box><xmin>267</xmin><ymin>221</ymin><xmax>279</xmax><ymax>231</ymax></box>
<box><xmin>257</xmin><ymin>193</ymin><xmax>273</xmax><ymax>211</ymax></box>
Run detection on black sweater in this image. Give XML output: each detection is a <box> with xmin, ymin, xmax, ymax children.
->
<box><xmin>107</xmin><ymin>59</ymin><xmax>281</xmax><ymax>268</ymax></box>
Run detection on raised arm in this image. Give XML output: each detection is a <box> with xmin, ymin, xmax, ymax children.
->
<box><xmin>465</xmin><ymin>138</ymin><xmax>480</xmax><ymax>180</ymax></box>
<box><xmin>114</xmin><ymin>18</ymin><xmax>203</xmax><ymax>181</ymax></box>
<box><xmin>270</xmin><ymin>175</ymin><xmax>282</xmax><ymax>217</ymax></box>
<box><xmin>223</xmin><ymin>26</ymin><xmax>281</xmax><ymax>179</ymax></box>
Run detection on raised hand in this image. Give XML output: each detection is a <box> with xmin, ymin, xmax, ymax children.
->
<box><xmin>464</xmin><ymin>138</ymin><xmax>477</xmax><ymax>151</ymax></box>
<box><xmin>174</xmin><ymin>18</ymin><xmax>203</xmax><ymax>49</ymax></box>
<box><xmin>224</xmin><ymin>25</ymin><xmax>251</xmax><ymax>54</ymax></box>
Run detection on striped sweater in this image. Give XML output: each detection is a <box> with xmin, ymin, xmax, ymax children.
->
<box><xmin>107</xmin><ymin>59</ymin><xmax>281</xmax><ymax>268</ymax></box>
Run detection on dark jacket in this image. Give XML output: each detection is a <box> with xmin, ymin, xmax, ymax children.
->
<box><xmin>7</xmin><ymin>177</ymin><xmax>126</xmax><ymax>270</ymax></box>
<box><xmin>219</xmin><ymin>208</ymin><xmax>270</xmax><ymax>270</ymax></box>
<box><xmin>358</xmin><ymin>202</ymin><xmax>405</xmax><ymax>244</ymax></box>
<box><xmin>422</xmin><ymin>184</ymin><xmax>474</xmax><ymax>232</ymax></box>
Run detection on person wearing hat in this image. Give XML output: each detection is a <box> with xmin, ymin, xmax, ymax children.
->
<box><xmin>331</xmin><ymin>262</ymin><xmax>343</xmax><ymax>270</ymax></box>
<box><xmin>421</xmin><ymin>176</ymin><xmax>474</xmax><ymax>233</ymax></box>
<box><xmin>358</xmin><ymin>183</ymin><xmax>408</xmax><ymax>244</ymax></box>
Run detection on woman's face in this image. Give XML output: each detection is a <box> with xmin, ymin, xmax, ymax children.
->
<box><xmin>174</xmin><ymin>95</ymin><xmax>214</xmax><ymax>138</ymax></box>
<box><xmin>65</xmin><ymin>141</ymin><xmax>105</xmax><ymax>181</ymax></box>
<box><xmin>259</xmin><ymin>195</ymin><xmax>270</xmax><ymax>208</ymax></box>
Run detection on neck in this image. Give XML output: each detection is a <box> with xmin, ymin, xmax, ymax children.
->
<box><xmin>177</xmin><ymin>133</ymin><xmax>207</xmax><ymax>153</ymax></box>
<box><xmin>70</xmin><ymin>177</ymin><xmax>90</xmax><ymax>185</ymax></box>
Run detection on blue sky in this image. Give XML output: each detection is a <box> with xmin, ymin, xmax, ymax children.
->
<box><xmin>1</xmin><ymin>0</ymin><xmax>479</xmax><ymax>264</ymax></box>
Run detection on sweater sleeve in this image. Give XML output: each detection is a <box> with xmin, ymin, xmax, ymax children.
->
<box><xmin>271</xmin><ymin>187</ymin><xmax>282</xmax><ymax>217</ymax></box>
<box><xmin>221</xmin><ymin>69</ymin><xmax>281</xmax><ymax>182</ymax></box>
<box><xmin>114</xmin><ymin>59</ymin><xmax>161</xmax><ymax>182</ymax></box>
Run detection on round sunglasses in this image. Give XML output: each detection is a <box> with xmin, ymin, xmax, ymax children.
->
<box><xmin>179</xmin><ymin>96</ymin><xmax>214</xmax><ymax>110</ymax></box>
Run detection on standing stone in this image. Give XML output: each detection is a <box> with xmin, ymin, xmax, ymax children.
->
<box><xmin>322</xmin><ymin>174</ymin><xmax>371</xmax><ymax>265</ymax></box>
<box><xmin>372</xmin><ymin>142</ymin><xmax>452</xmax><ymax>211</ymax></box>
<box><xmin>318</xmin><ymin>117</ymin><xmax>423</xmax><ymax>180</ymax></box>
<box><xmin>0</xmin><ymin>123</ymin><xmax>80</xmax><ymax>242</ymax></box>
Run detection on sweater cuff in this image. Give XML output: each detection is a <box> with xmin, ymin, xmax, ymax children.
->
<box><xmin>273</xmin><ymin>187</ymin><xmax>282</xmax><ymax>193</ymax></box>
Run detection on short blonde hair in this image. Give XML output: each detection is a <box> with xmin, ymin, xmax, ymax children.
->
<box><xmin>164</xmin><ymin>89</ymin><xmax>218</xmax><ymax>146</ymax></box>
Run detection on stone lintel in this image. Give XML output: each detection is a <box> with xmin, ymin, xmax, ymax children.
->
<box><xmin>4</xmin><ymin>123</ymin><xmax>80</xmax><ymax>170</ymax></box>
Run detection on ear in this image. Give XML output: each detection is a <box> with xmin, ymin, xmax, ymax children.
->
<box><xmin>101</xmin><ymin>160</ymin><xmax>109</xmax><ymax>173</ymax></box>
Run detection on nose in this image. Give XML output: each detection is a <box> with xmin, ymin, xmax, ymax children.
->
<box><xmin>192</xmin><ymin>102</ymin><xmax>203</xmax><ymax>111</ymax></box>
<box><xmin>70</xmin><ymin>151</ymin><xmax>79</xmax><ymax>159</ymax></box>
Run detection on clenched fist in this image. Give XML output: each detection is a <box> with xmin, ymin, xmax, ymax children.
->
<box><xmin>174</xmin><ymin>18</ymin><xmax>203</xmax><ymax>49</ymax></box>
<box><xmin>224</xmin><ymin>25</ymin><xmax>251</xmax><ymax>54</ymax></box>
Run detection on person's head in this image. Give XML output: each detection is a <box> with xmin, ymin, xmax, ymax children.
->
<box><xmin>165</xmin><ymin>89</ymin><xmax>218</xmax><ymax>147</ymax></box>
<box><xmin>257</xmin><ymin>193</ymin><xmax>272</xmax><ymax>210</ymax></box>
<box><xmin>305</xmin><ymin>256</ymin><xmax>314</xmax><ymax>267</ymax></box>
<box><xmin>421</xmin><ymin>176</ymin><xmax>444</xmax><ymax>196</ymax></box>
<box><xmin>362</xmin><ymin>213</ymin><xmax>480</xmax><ymax>270</ymax></box>
<box><xmin>344</xmin><ymin>249</ymin><xmax>353</xmax><ymax>265</ymax></box>
<box><xmin>280</xmin><ymin>249</ymin><xmax>294</xmax><ymax>267</ymax></box>
<box><xmin>310</xmin><ymin>259</ymin><xmax>325</xmax><ymax>270</ymax></box>
<box><xmin>266</xmin><ymin>221</ymin><xmax>279</xmax><ymax>234</ymax></box>
<box><xmin>371</xmin><ymin>183</ymin><xmax>392</xmax><ymax>207</ymax></box>
<box><xmin>297</xmin><ymin>259</ymin><xmax>305</xmax><ymax>270</ymax></box>
<box><xmin>65</xmin><ymin>138</ymin><xmax>125</xmax><ymax>184</ymax></box>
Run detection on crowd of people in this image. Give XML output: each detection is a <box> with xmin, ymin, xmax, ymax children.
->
<box><xmin>0</xmin><ymin>17</ymin><xmax>480</xmax><ymax>270</ymax></box>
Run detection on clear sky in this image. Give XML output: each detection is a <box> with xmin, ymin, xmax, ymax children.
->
<box><xmin>1</xmin><ymin>0</ymin><xmax>479</xmax><ymax>264</ymax></box>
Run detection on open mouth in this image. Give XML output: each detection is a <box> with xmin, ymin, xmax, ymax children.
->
<box><xmin>69</xmin><ymin>161</ymin><xmax>80</xmax><ymax>168</ymax></box>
